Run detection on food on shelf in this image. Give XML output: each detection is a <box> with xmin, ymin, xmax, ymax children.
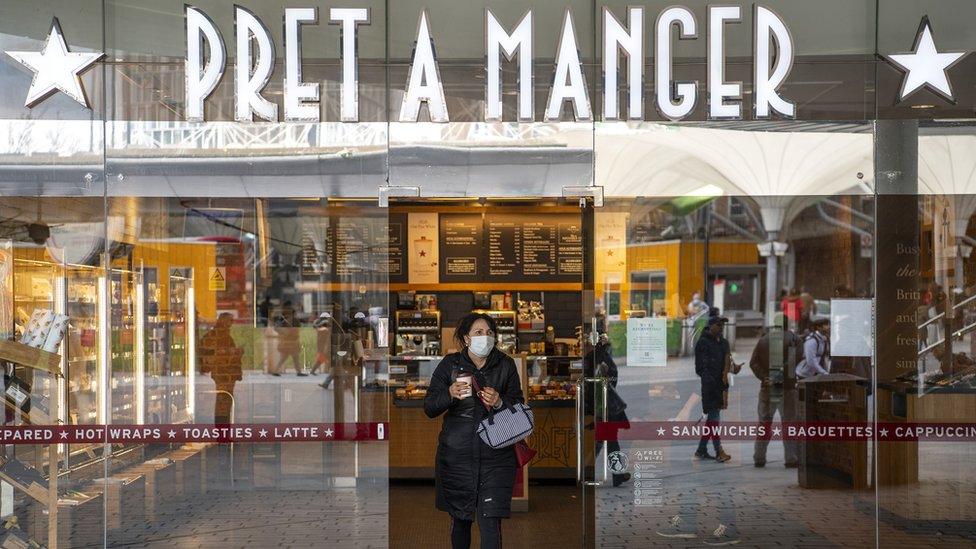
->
<box><xmin>395</xmin><ymin>383</ymin><xmax>429</xmax><ymax>400</ymax></box>
<box><xmin>528</xmin><ymin>379</ymin><xmax>576</xmax><ymax>400</ymax></box>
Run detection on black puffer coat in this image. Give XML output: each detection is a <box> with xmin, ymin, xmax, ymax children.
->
<box><xmin>424</xmin><ymin>348</ymin><xmax>524</xmax><ymax>520</ymax></box>
<box><xmin>695</xmin><ymin>330</ymin><xmax>730</xmax><ymax>414</ymax></box>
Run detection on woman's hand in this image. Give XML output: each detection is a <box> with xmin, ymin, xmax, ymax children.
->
<box><xmin>478</xmin><ymin>387</ymin><xmax>501</xmax><ymax>409</ymax></box>
<box><xmin>449</xmin><ymin>381</ymin><xmax>470</xmax><ymax>400</ymax></box>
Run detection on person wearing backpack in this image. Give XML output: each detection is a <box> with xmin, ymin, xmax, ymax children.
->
<box><xmin>750</xmin><ymin>316</ymin><xmax>801</xmax><ymax>467</ymax></box>
<box><xmin>795</xmin><ymin>318</ymin><xmax>831</xmax><ymax>379</ymax></box>
<box><xmin>423</xmin><ymin>313</ymin><xmax>524</xmax><ymax>549</ymax></box>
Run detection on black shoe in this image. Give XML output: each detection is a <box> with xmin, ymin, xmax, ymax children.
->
<box><xmin>271</xmin><ymin>372</ymin><xmax>282</xmax><ymax>377</ymax></box>
<box><xmin>695</xmin><ymin>449</ymin><xmax>714</xmax><ymax>460</ymax></box>
<box><xmin>754</xmin><ymin>460</ymin><xmax>766</xmax><ymax>468</ymax></box>
<box><xmin>297</xmin><ymin>372</ymin><xmax>309</xmax><ymax>377</ymax></box>
<box><xmin>612</xmin><ymin>473</ymin><xmax>631</xmax><ymax>487</ymax></box>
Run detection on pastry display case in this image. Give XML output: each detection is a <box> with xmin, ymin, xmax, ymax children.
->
<box><xmin>526</xmin><ymin>355</ymin><xmax>581</xmax><ymax>406</ymax></box>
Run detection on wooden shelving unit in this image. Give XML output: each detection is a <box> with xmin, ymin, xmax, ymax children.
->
<box><xmin>0</xmin><ymin>339</ymin><xmax>63</xmax><ymax>548</ymax></box>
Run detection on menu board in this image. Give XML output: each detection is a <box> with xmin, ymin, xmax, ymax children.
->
<box><xmin>439</xmin><ymin>214</ymin><xmax>483</xmax><ymax>282</ymax></box>
<box><xmin>281</xmin><ymin>211</ymin><xmax>583</xmax><ymax>285</ymax></box>
<box><xmin>485</xmin><ymin>213</ymin><xmax>582</xmax><ymax>283</ymax></box>
<box><xmin>334</xmin><ymin>217</ymin><xmax>371</xmax><ymax>276</ymax></box>
<box><xmin>388</xmin><ymin>213</ymin><xmax>408</xmax><ymax>283</ymax></box>
<box><xmin>557</xmin><ymin>220</ymin><xmax>584</xmax><ymax>277</ymax></box>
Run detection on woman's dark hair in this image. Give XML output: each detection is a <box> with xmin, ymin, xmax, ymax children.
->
<box><xmin>453</xmin><ymin>312</ymin><xmax>498</xmax><ymax>349</ymax></box>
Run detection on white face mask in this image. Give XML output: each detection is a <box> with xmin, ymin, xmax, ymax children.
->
<box><xmin>468</xmin><ymin>335</ymin><xmax>494</xmax><ymax>358</ymax></box>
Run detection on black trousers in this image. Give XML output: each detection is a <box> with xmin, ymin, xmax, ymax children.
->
<box><xmin>451</xmin><ymin>512</ymin><xmax>502</xmax><ymax>549</ymax></box>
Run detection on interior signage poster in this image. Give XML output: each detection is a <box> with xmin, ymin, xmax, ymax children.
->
<box><xmin>830</xmin><ymin>298</ymin><xmax>873</xmax><ymax>357</ymax></box>
<box><xmin>408</xmin><ymin>213</ymin><xmax>439</xmax><ymax>284</ymax></box>
<box><xmin>626</xmin><ymin>317</ymin><xmax>667</xmax><ymax>367</ymax></box>
<box><xmin>595</xmin><ymin>211</ymin><xmax>628</xmax><ymax>301</ymax></box>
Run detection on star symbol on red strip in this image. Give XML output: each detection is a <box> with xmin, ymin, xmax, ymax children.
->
<box><xmin>259</xmin><ymin>429</ymin><xmax>268</xmax><ymax>437</ymax></box>
<box><xmin>656</xmin><ymin>427</ymin><xmax>665</xmax><ymax>436</ymax></box>
<box><xmin>168</xmin><ymin>430</ymin><xmax>177</xmax><ymax>438</ymax></box>
<box><xmin>324</xmin><ymin>428</ymin><xmax>335</xmax><ymax>438</ymax></box>
<box><xmin>59</xmin><ymin>430</ymin><xmax>68</xmax><ymax>440</ymax></box>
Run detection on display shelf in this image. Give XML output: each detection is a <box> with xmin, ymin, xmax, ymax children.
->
<box><xmin>0</xmin><ymin>340</ymin><xmax>62</xmax><ymax>377</ymax></box>
<box><xmin>0</xmin><ymin>344</ymin><xmax>61</xmax><ymax>548</ymax></box>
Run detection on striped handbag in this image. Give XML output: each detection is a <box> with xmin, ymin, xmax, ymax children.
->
<box><xmin>471</xmin><ymin>376</ymin><xmax>534</xmax><ymax>449</ymax></box>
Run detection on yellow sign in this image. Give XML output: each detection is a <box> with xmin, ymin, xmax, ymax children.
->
<box><xmin>208</xmin><ymin>267</ymin><xmax>226</xmax><ymax>291</ymax></box>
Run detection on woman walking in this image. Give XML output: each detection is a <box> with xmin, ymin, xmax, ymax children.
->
<box><xmin>424</xmin><ymin>312</ymin><xmax>524</xmax><ymax>549</ymax></box>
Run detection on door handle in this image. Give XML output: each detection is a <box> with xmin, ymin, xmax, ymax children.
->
<box><xmin>576</xmin><ymin>376</ymin><xmax>609</xmax><ymax>487</ymax></box>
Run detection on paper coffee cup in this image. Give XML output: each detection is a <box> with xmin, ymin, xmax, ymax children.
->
<box><xmin>457</xmin><ymin>375</ymin><xmax>473</xmax><ymax>398</ymax></box>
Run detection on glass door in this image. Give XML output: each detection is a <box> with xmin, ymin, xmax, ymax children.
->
<box><xmin>584</xmin><ymin>122</ymin><xmax>879</xmax><ymax>548</ymax></box>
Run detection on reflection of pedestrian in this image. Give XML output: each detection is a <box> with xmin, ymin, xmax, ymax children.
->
<box><xmin>310</xmin><ymin>312</ymin><xmax>333</xmax><ymax>386</ymax></box>
<box><xmin>274</xmin><ymin>301</ymin><xmax>306</xmax><ymax>376</ymax></box>
<box><xmin>694</xmin><ymin>316</ymin><xmax>731</xmax><ymax>463</ymax></box>
<box><xmin>795</xmin><ymin>319</ymin><xmax>830</xmax><ymax>378</ymax></box>
<box><xmin>660</xmin><ymin>322</ymin><xmax>739</xmax><ymax>544</ymax></box>
<box><xmin>199</xmin><ymin>313</ymin><xmax>242</xmax><ymax>424</ymax></box>
<box><xmin>799</xmin><ymin>288</ymin><xmax>815</xmax><ymax>333</ymax></box>
<box><xmin>584</xmin><ymin>334</ymin><xmax>630</xmax><ymax>487</ymax></box>
<box><xmin>686</xmin><ymin>292</ymin><xmax>709</xmax><ymax>317</ymax></box>
<box><xmin>258</xmin><ymin>294</ymin><xmax>272</xmax><ymax>327</ymax></box>
<box><xmin>781</xmin><ymin>289</ymin><xmax>803</xmax><ymax>331</ymax></box>
<box><xmin>750</xmin><ymin>317</ymin><xmax>800</xmax><ymax>467</ymax></box>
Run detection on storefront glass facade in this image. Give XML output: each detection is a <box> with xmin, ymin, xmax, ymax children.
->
<box><xmin>1</xmin><ymin>1</ymin><xmax>975</xmax><ymax>547</ymax></box>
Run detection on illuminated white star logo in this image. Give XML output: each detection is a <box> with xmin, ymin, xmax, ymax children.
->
<box><xmin>168</xmin><ymin>430</ymin><xmax>177</xmax><ymax>438</ymax></box>
<box><xmin>884</xmin><ymin>17</ymin><xmax>969</xmax><ymax>103</ymax></box>
<box><xmin>59</xmin><ymin>430</ymin><xmax>68</xmax><ymax>440</ymax></box>
<box><xmin>5</xmin><ymin>17</ymin><xmax>104</xmax><ymax>108</ymax></box>
<box><xmin>324</xmin><ymin>428</ymin><xmax>335</xmax><ymax>438</ymax></box>
<box><xmin>773</xmin><ymin>427</ymin><xmax>782</xmax><ymax>436</ymax></box>
<box><xmin>259</xmin><ymin>429</ymin><xmax>268</xmax><ymax>438</ymax></box>
<box><xmin>879</xmin><ymin>428</ymin><xmax>889</xmax><ymax>438</ymax></box>
<box><xmin>656</xmin><ymin>427</ymin><xmax>665</xmax><ymax>436</ymax></box>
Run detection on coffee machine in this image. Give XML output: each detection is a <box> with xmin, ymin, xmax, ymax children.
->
<box><xmin>395</xmin><ymin>310</ymin><xmax>441</xmax><ymax>356</ymax></box>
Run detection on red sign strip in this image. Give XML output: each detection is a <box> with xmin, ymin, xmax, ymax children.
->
<box><xmin>595</xmin><ymin>421</ymin><xmax>976</xmax><ymax>442</ymax></box>
<box><xmin>0</xmin><ymin>423</ymin><xmax>388</xmax><ymax>444</ymax></box>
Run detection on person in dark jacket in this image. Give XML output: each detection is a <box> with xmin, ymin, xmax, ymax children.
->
<box><xmin>199</xmin><ymin>313</ymin><xmax>243</xmax><ymax>424</ymax></box>
<box><xmin>424</xmin><ymin>313</ymin><xmax>524</xmax><ymax>549</ymax></box>
<box><xmin>584</xmin><ymin>333</ymin><xmax>631</xmax><ymax>487</ymax></box>
<box><xmin>694</xmin><ymin>315</ymin><xmax>732</xmax><ymax>462</ymax></box>
<box><xmin>750</xmin><ymin>316</ymin><xmax>800</xmax><ymax>467</ymax></box>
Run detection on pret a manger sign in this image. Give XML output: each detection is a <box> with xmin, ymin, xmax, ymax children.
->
<box><xmin>185</xmin><ymin>4</ymin><xmax>796</xmax><ymax>123</ymax></box>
